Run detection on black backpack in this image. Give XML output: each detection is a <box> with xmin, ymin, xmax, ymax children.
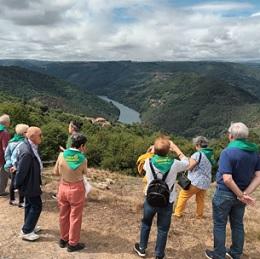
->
<box><xmin>146</xmin><ymin>159</ymin><xmax>173</xmax><ymax>208</ymax></box>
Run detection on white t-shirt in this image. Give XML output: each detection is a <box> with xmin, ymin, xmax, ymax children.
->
<box><xmin>144</xmin><ymin>156</ymin><xmax>189</xmax><ymax>203</ymax></box>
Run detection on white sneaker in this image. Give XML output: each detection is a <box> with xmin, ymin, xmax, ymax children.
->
<box><xmin>21</xmin><ymin>231</ymin><xmax>39</xmax><ymax>241</ymax></box>
<box><xmin>34</xmin><ymin>226</ymin><xmax>41</xmax><ymax>233</ymax></box>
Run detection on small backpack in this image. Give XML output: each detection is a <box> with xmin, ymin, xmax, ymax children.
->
<box><xmin>146</xmin><ymin>159</ymin><xmax>173</xmax><ymax>207</ymax></box>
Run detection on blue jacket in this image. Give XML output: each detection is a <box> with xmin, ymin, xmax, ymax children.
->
<box><xmin>4</xmin><ymin>141</ymin><xmax>23</xmax><ymax>171</ymax></box>
<box><xmin>15</xmin><ymin>139</ymin><xmax>42</xmax><ymax>197</ymax></box>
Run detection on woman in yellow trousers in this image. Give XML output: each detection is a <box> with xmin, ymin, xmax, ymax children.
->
<box><xmin>174</xmin><ymin>136</ymin><xmax>214</xmax><ymax>218</ymax></box>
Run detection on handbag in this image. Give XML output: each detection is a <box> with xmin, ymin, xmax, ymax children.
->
<box><xmin>83</xmin><ymin>176</ymin><xmax>92</xmax><ymax>197</ymax></box>
<box><xmin>177</xmin><ymin>172</ymin><xmax>191</xmax><ymax>190</ymax></box>
<box><xmin>177</xmin><ymin>152</ymin><xmax>202</xmax><ymax>190</ymax></box>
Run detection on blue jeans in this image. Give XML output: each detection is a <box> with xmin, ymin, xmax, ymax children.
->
<box><xmin>213</xmin><ymin>189</ymin><xmax>246</xmax><ymax>259</ymax></box>
<box><xmin>22</xmin><ymin>196</ymin><xmax>42</xmax><ymax>234</ymax></box>
<box><xmin>139</xmin><ymin>199</ymin><xmax>173</xmax><ymax>257</ymax></box>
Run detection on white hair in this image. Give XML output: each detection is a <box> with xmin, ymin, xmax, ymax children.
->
<box><xmin>0</xmin><ymin>114</ymin><xmax>10</xmax><ymax>124</ymax></box>
<box><xmin>228</xmin><ymin>122</ymin><xmax>249</xmax><ymax>139</ymax></box>
<box><xmin>15</xmin><ymin>124</ymin><xmax>29</xmax><ymax>135</ymax></box>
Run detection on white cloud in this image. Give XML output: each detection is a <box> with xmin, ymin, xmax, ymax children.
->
<box><xmin>0</xmin><ymin>0</ymin><xmax>260</xmax><ymax>61</ymax></box>
<box><xmin>251</xmin><ymin>12</ymin><xmax>260</xmax><ymax>17</ymax></box>
<box><xmin>190</xmin><ymin>2</ymin><xmax>253</xmax><ymax>12</ymax></box>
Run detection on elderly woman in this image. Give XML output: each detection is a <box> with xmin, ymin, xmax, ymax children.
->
<box><xmin>0</xmin><ymin>114</ymin><xmax>10</xmax><ymax>196</ymax></box>
<box><xmin>174</xmin><ymin>136</ymin><xmax>214</xmax><ymax>218</ymax></box>
<box><xmin>4</xmin><ymin>124</ymin><xmax>29</xmax><ymax>207</ymax></box>
<box><xmin>54</xmin><ymin>133</ymin><xmax>88</xmax><ymax>252</ymax></box>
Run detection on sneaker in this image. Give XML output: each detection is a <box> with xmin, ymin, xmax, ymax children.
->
<box><xmin>18</xmin><ymin>202</ymin><xmax>25</xmax><ymax>208</ymax></box>
<box><xmin>34</xmin><ymin>226</ymin><xmax>41</xmax><ymax>233</ymax></box>
<box><xmin>205</xmin><ymin>249</ymin><xmax>215</xmax><ymax>259</ymax></box>
<box><xmin>133</xmin><ymin>243</ymin><xmax>146</xmax><ymax>257</ymax></box>
<box><xmin>21</xmin><ymin>231</ymin><xmax>40</xmax><ymax>241</ymax></box>
<box><xmin>59</xmin><ymin>239</ymin><xmax>68</xmax><ymax>248</ymax></box>
<box><xmin>226</xmin><ymin>252</ymin><xmax>234</xmax><ymax>259</ymax></box>
<box><xmin>0</xmin><ymin>192</ymin><xmax>9</xmax><ymax>197</ymax></box>
<box><xmin>67</xmin><ymin>243</ymin><xmax>85</xmax><ymax>252</ymax></box>
<box><xmin>9</xmin><ymin>200</ymin><xmax>18</xmax><ymax>206</ymax></box>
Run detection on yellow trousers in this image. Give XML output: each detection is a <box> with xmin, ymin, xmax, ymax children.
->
<box><xmin>174</xmin><ymin>185</ymin><xmax>206</xmax><ymax>218</ymax></box>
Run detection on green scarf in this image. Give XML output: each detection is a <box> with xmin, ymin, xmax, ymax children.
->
<box><xmin>228</xmin><ymin>139</ymin><xmax>259</xmax><ymax>152</ymax></box>
<box><xmin>63</xmin><ymin>149</ymin><xmax>86</xmax><ymax>170</ymax></box>
<box><xmin>0</xmin><ymin>124</ymin><xmax>6</xmax><ymax>132</ymax></box>
<box><xmin>200</xmin><ymin>148</ymin><xmax>215</xmax><ymax>165</ymax></box>
<box><xmin>9</xmin><ymin>134</ymin><xmax>25</xmax><ymax>143</ymax></box>
<box><xmin>151</xmin><ymin>155</ymin><xmax>174</xmax><ymax>174</ymax></box>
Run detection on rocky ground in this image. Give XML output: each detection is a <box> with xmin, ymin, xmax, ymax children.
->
<box><xmin>0</xmin><ymin>168</ymin><xmax>259</xmax><ymax>259</ymax></box>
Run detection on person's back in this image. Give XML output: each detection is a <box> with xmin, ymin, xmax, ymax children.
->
<box><xmin>134</xmin><ymin>136</ymin><xmax>189</xmax><ymax>259</ymax></box>
<box><xmin>205</xmin><ymin>123</ymin><xmax>260</xmax><ymax>259</ymax></box>
<box><xmin>217</xmin><ymin>146</ymin><xmax>259</xmax><ymax>192</ymax></box>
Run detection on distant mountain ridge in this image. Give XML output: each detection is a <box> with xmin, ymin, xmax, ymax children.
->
<box><xmin>0</xmin><ymin>60</ymin><xmax>259</xmax><ymax>137</ymax></box>
<box><xmin>0</xmin><ymin>65</ymin><xmax>119</xmax><ymax>120</ymax></box>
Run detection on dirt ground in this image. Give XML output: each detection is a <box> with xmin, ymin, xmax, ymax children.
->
<box><xmin>0</xmin><ymin>168</ymin><xmax>259</xmax><ymax>259</ymax></box>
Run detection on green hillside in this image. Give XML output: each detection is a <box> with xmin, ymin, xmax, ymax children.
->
<box><xmin>1</xmin><ymin>61</ymin><xmax>260</xmax><ymax>137</ymax></box>
<box><xmin>0</xmin><ymin>66</ymin><xmax>119</xmax><ymax>120</ymax></box>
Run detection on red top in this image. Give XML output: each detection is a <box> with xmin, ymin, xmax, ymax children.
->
<box><xmin>0</xmin><ymin>130</ymin><xmax>10</xmax><ymax>166</ymax></box>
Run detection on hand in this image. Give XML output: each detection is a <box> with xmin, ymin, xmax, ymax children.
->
<box><xmin>238</xmin><ymin>193</ymin><xmax>256</xmax><ymax>207</ymax></box>
<box><xmin>59</xmin><ymin>146</ymin><xmax>65</xmax><ymax>152</ymax></box>
<box><xmin>147</xmin><ymin>145</ymin><xmax>155</xmax><ymax>153</ymax></box>
<box><xmin>169</xmin><ymin>141</ymin><xmax>178</xmax><ymax>152</ymax></box>
<box><xmin>10</xmin><ymin>166</ymin><xmax>16</xmax><ymax>173</ymax></box>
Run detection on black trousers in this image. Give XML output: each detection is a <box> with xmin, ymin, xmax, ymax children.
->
<box><xmin>22</xmin><ymin>196</ymin><xmax>42</xmax><ymax>234</ymax></box>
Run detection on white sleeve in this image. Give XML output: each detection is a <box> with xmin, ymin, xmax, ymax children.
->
<box><xmin>172</xmin><ymin>157</ymin><xmax>189</xmax><ymax>173</ymax></box>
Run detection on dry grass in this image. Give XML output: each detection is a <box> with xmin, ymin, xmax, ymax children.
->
<box><xmin>0</xmin><ymin>168</ymin><xmax>259</xmax><ymax>259</ymax></box>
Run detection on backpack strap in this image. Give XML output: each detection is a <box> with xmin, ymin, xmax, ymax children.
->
<box><xmin>149</xmin><ymin>158</ymin><xmax>171</xmax><ymax>181</ymax></box>
<box><xmin>149</xmin><ymin>159</ymin><xmax>157</xmax><ymax>180</ymax></box>
<box><xmin>197</xmin><ymin>152</ymin><xmax>202</xmax><ymax>165</ymax></box>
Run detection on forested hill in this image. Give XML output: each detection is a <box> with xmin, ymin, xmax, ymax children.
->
<box><xmin>0</xmin><ymin>66</ymin><xmax>119</xmax><ymax>120</ymax></box>
<box><xmin>1</xmin><ymin>60</ymin><xmax>260</xmax><ymax>137</ymax></box>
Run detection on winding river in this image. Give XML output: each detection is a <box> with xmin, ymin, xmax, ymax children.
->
<box><xmin>99</xmin><ymin>96</ymin><xmax>141</xmax><ymax>124</ymax></box>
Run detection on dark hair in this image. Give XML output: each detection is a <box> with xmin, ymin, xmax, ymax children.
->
<box><xmin>71</xmin><ymin>133</ymin><xmax>87</xmax><ymax>148</ymax></box>
<box><xmin>70</xmin><ymin>120</ymin><xmax>83</xmax><ymax>132</ymax></box>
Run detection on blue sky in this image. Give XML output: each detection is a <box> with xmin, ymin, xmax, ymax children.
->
<box><xmin>0</xmin><ymin>0</ymin><xmax>260</xmax><ymax>61</ymax></box>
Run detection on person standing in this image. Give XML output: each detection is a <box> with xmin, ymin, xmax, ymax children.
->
<box><xmin>15</xmin><ymin>127</ymin><xmax>43</xmax><ymax>241</ymax></box>
<box><xmin>59</xmin><ymin>120</ymin><xmax>83</xmax><ymax>151</ymax></box>
<box><xmin>205</xmin><ymin>122</ymin><xmax>260</xmax><ymax>259</ymax></box>
<box><xmin>4</xmin><ymin>123</ymin><xmax>29</xmax><ymax>207</ymax></box>
<box><xmin>54</xmin><ymin>133</ymin><xmax>88</xmax><ymax>252</ymax></box>
<box><xmin>0</xmin><ymin>114</ymin><xmax>11</xmax><ymax>196</ymax></box>
<box><xmin>134</xmin><ymin>136</ymin><xmax>189</xmax><ymax>259</ymax></box>
<box><xmin>174</xmin><ymin>136</ymin><xmax>214</xmax><ymax>218</ymax></box>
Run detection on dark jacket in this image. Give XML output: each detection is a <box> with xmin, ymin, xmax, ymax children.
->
<box><xmin>15</xmin><ymin>139</ymin><xmax>42</xmax><ymax>197</ymax></box>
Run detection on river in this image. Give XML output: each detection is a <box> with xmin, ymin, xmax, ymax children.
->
<box><xmin>99</xmin><ymin>96</ymin><xmax>141</xmax><ymax>124</ymax></box>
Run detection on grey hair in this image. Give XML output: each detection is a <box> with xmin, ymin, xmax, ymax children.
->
<box><xmin>192</xmin><ymin>136</ymin><xmax>209</xmax><ymax>147</ymax></box>
<box><xmin>0</xmin><ymin>114</ymin><xmax>10</xmax><ymax>124</ymax></box>
<box><xmin>228</xmin><ymin>122</ymin><xmax>249</xmax><ymax>139</ymax></box>
<box><xmin>15</xmin><ymin>124</ymin><xmax>29</xmax><ymax>135</ymax></box>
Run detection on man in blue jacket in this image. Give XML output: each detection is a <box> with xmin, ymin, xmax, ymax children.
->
<box><xmin>205</xmin><ymin>122</ymin><xmax>260</xmax><ymax>259</ymax></box>
<box><xmin>15</xmin><ymin>127</ymin><xmax>43</xmax><ymax>241</ymax></box>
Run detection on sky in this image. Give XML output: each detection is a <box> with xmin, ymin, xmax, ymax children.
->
<box><xmin>1</xmin><ymin>0</ymin><xmax>260</xmax><ymax>61</ymax></box>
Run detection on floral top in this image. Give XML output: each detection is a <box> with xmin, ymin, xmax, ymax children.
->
<box><xmin>188</xmin><ymin>151</ymin><xmax>212</xmax><ymax>190</ymax></box>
